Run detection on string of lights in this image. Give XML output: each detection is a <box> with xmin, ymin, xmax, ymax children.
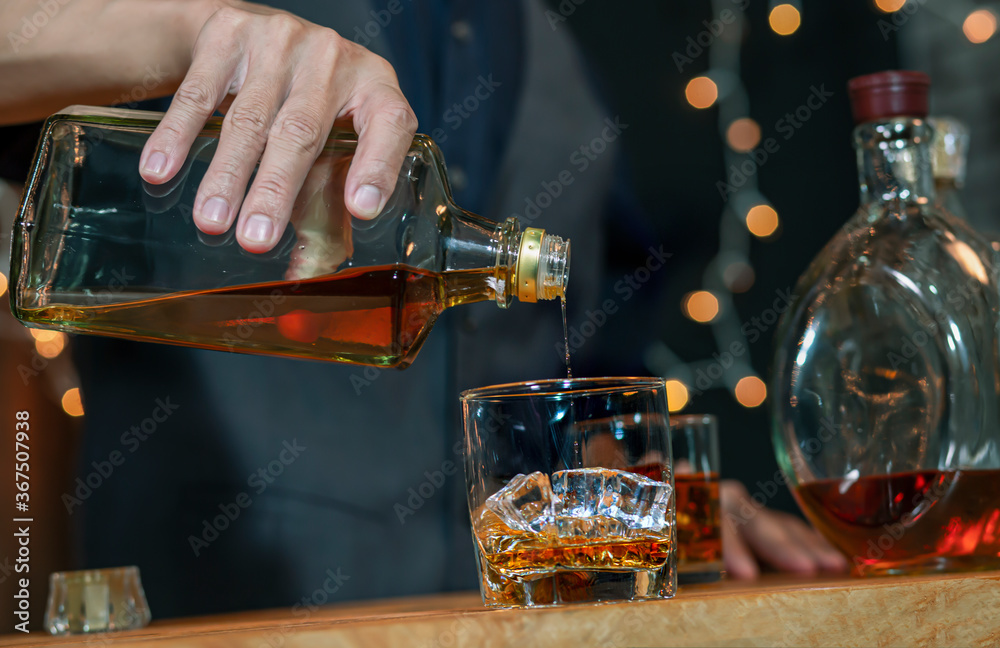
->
<box><xmin>645</xmin><ymin>0</ymin><xmax>998</xmax><ymax>414</ymax></box>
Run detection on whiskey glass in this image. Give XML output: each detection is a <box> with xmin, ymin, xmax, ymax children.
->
<box><xmin>670</xmin><ymin>414</ymin><xmax>723</xmax><ymax>583</ymax></box>
<box><xmin>461</xmin><ymin>377</ymin><xmax>676</xmax><ymax>607</ymax></box>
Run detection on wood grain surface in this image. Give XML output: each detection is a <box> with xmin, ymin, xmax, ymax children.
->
<box><xmin>4</xmin><ymin>571</ymin><xmax>999</xmax><ymax>647</ymax></box>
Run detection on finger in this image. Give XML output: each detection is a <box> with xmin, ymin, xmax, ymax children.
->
<box><xmin>719</xmin><ymin>479</ymin><xmax>751</xmax><ymax>515</ymax></box>
<box><xmin>289</xmin><ymin>152</ymin><xmax>341</xmax><ymax>228</ymax></box>
<box><xmin>783</xmin><ymin>516</ymin><xmax>849</xmax><ymax>573</ymax></box>
<box><xmin>140</xmin><ymin>39</ymin><xmax>242</xmax><ymax>185</ymax></box>
<box><xmin>346</xmin><ymin>80</ymin><xmax>418</xmax><ymax>219</ymax></box>
<box><xmin>742</xmin><ymin>510</ymin><xmax>819</xmax><ymax>575</ymax></box>
<box><xmin>193</xmin><ymin>71</ymin><xmax>289</xmax><ymax>236</ymax></box>
<box><xmin>718</xmin><ymin>479</ymin><xmax>761</xmax><ymax>578</ymax></box>
<box><xmin>236</xmin><ymin>93</ymin><xmax>337</xmax><ymax>252</ymax></box>
<box><xmin>722</xmin><ymin>511</ymin><xmax>759</xmax><ymax>580</ymax></box>
<box><xmin>286</xmin><ymin>153</ymin><xmax>353</xmax><ymax>280</ymax></box>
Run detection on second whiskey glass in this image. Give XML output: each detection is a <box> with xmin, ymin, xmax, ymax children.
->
<box><xmin>670</xmin><ymin>414</ymin><xmax>723</xmax><ymax>583</ymax></box>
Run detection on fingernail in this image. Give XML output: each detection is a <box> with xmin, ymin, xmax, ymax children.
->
<box><xmin>144</xmin><ymin>151</ymin><xmax>167</xmax><ymax>176</ymax></box>
<box><xmin>352</xmin><ymin>184</ymin><xmax>383</xmax><ymax>218</ymax></box>
<box><xmin>243</xmin><ymin>214</ymin><xmax>274</xmax><ymax>244</ymax></box>
<box><xmin>201</xmin><ymin>197</ymin><xmax>229</xmax><ymax>225</ymax></box>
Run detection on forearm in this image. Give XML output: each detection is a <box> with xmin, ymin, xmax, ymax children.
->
<box><xmin>0</xmin><ymin>0</ymin><xmax>228</xmax><ymax>125</ymax></box>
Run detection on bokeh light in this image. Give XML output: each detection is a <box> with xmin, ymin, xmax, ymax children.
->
<box><xmin>684</xmin><ymin>291</ymin><xmax>720</xmax><ymax>323</ymax></box>
<box><xmin>726</xmin><ymin>118</ymin><xmax>762</xmax><ymax>152</ymax></box>
<box><xmin>0</xmin><ymin>271</ymin><xmax>7</xmax><ymax>298</ymax></box>
<box><xmin>723</xmin><ymin>261</ymin><xmax>756</xmax><ymax>293</ymax></box>
<box><xmin>685</xmin><ymin>76</ymin><xmax>718</xmax><ymax>109</ymax></box>
<box><xmin>61</xmin><ymin>387</ymin><xmax>84</xmax><ymax>417</ymax></box>
<box><xmin>963</xmin><ymin>9</ymin><xmax>997</xmax><ymax>44</ymax></box>
<box><xmin>735</xmin><ymin>376</ymin><xmax>767</xmax><ymax>408</ymax></box>
<box><xmin>769</xmin><ymin>4</ymin><xmax>801</xmax><ymax>36</ymax></box>
<box><xmin>665</xmin><ymin>380</ymin><xmax>690</xmax><ymax>413</ymax></box>
<box><xmin>746</xmin><ymin>204</ymin><xmax>780</xmax><ymax>238</ymax></box>
<box><xmin>874</xmin><ymin>0</ymin><xmax>906</xmax><ymax>13</ymax></box>
<box><xmin>35</xmin><ymin>332</ymin><xmax>66</xmax><ymax>358</ymax></box>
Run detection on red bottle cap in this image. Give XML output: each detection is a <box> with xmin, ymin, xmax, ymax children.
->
<box><xmin>848</xmin><ymin>71</ymin><xmax>930</xmax><ymax>124</ymax></box>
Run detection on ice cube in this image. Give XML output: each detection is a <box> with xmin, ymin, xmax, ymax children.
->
<box><xmin>551</xmin><ymin>468</ymin><xmax>672</xmax><ymax>535</ymax></box>
<box><xmin>485</xmin><ymin>472</ymin><xmax>555</xmax><ymax>535</ymax></box>
<box><xmin>617</xmin><ymin>470</ymin><xmax>673</xmax><ymax>530</ymax></box>
<box><xmin>550</xmin><ymin>512</ymin><xmax>630</xmax><ymax>539</ymax></box>
<box><xmin>481</xmin><ymin>468</ymin><xmax>672</xmax><ymax>541</ymax></box>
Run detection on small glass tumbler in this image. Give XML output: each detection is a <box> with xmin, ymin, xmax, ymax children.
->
<box><xmin>461</xmin><ymin>377</ymin><xmax>676</xmax><ymax>608</ymax></box>
<box><xmin>44</xmin><ymin>566</ymin><xmax>151</xmax><ymax>635</ymax></box>
<box><xmin>670</xmin><ymin>414</ymin><xmax>723</xmax><ymax>583</ymax></box>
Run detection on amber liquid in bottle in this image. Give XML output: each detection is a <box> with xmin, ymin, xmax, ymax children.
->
<box><xmin>794</xmin><ymin>469</ymin><xmax>1000</xmax><ymax>575</ymax></box>
<box><xmin>18</xmin><ymin>264</ymin><xmax>495</xmax><ymax>368</ymax></box>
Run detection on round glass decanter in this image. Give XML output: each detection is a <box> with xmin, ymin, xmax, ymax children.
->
<box><xmin>771</xmin><ymin>72</ymin><xmax>1000</xmax><ymax>576</ymax></box>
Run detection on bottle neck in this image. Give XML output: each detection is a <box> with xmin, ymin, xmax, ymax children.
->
<box><xmin>509</xmin><ymin>224</ymin><xmax>570</xmax><ymax>305</ymax></box>
<box><xmin>441</xmin><ymin>209</ymin><xmax>569</xmax><ymax>309</ymax></box>
<box><xmin>855</xmin><ymin>117</ymin><xmax>936</xmax><ymax>209</ymax></box>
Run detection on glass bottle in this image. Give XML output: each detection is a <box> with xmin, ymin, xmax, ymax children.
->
<box><xmin>930</xmin><ymin>116</ymin><xmax>1000</xmax><ymax>269</ymax></box>
<box><xmin>929</xmin><ymin>116</ymin><xmax>1000</xmax><ymax>252</ymax></box>
<box><xmin>9</xmin><ymin>106</ymin><xmax>570</xmax><ymax>368</ymax></box>
<box><xmin>771</xmin><ymin>72</ymin><xmax>1000</xmax><ymax>576</ymax></box>
<box><xmin>928</xmin><ymin>116</ymin><xmax>970</xmax><ymax>221</ymax></box>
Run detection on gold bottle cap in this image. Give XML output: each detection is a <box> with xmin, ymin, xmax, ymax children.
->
<box><xmin>516</xmin><ymin>227</ymin><xmax>545</xmax><ymax>303</ymax></box>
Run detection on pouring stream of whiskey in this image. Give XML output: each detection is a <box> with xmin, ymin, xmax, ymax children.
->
<box><xmin>560</xmin><ymin>296</ymin><xmax>573</xmax><ymax>379</ymax></box>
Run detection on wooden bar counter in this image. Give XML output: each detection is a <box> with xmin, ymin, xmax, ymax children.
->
<box><xmin>7</xmin><ymin>571</ymin><xmax>1000</xmax><ymax>647</ymax></box>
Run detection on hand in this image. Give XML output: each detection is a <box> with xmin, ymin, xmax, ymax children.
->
<box><xmin>720</xmin><ymin>479</ymin><xmax>848</xmax><ymax>579</ymax></box>
<box><xmin>138</xmin><ymin>2</ymin><xmax>417</xmax><ymax>253</ymax></box>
